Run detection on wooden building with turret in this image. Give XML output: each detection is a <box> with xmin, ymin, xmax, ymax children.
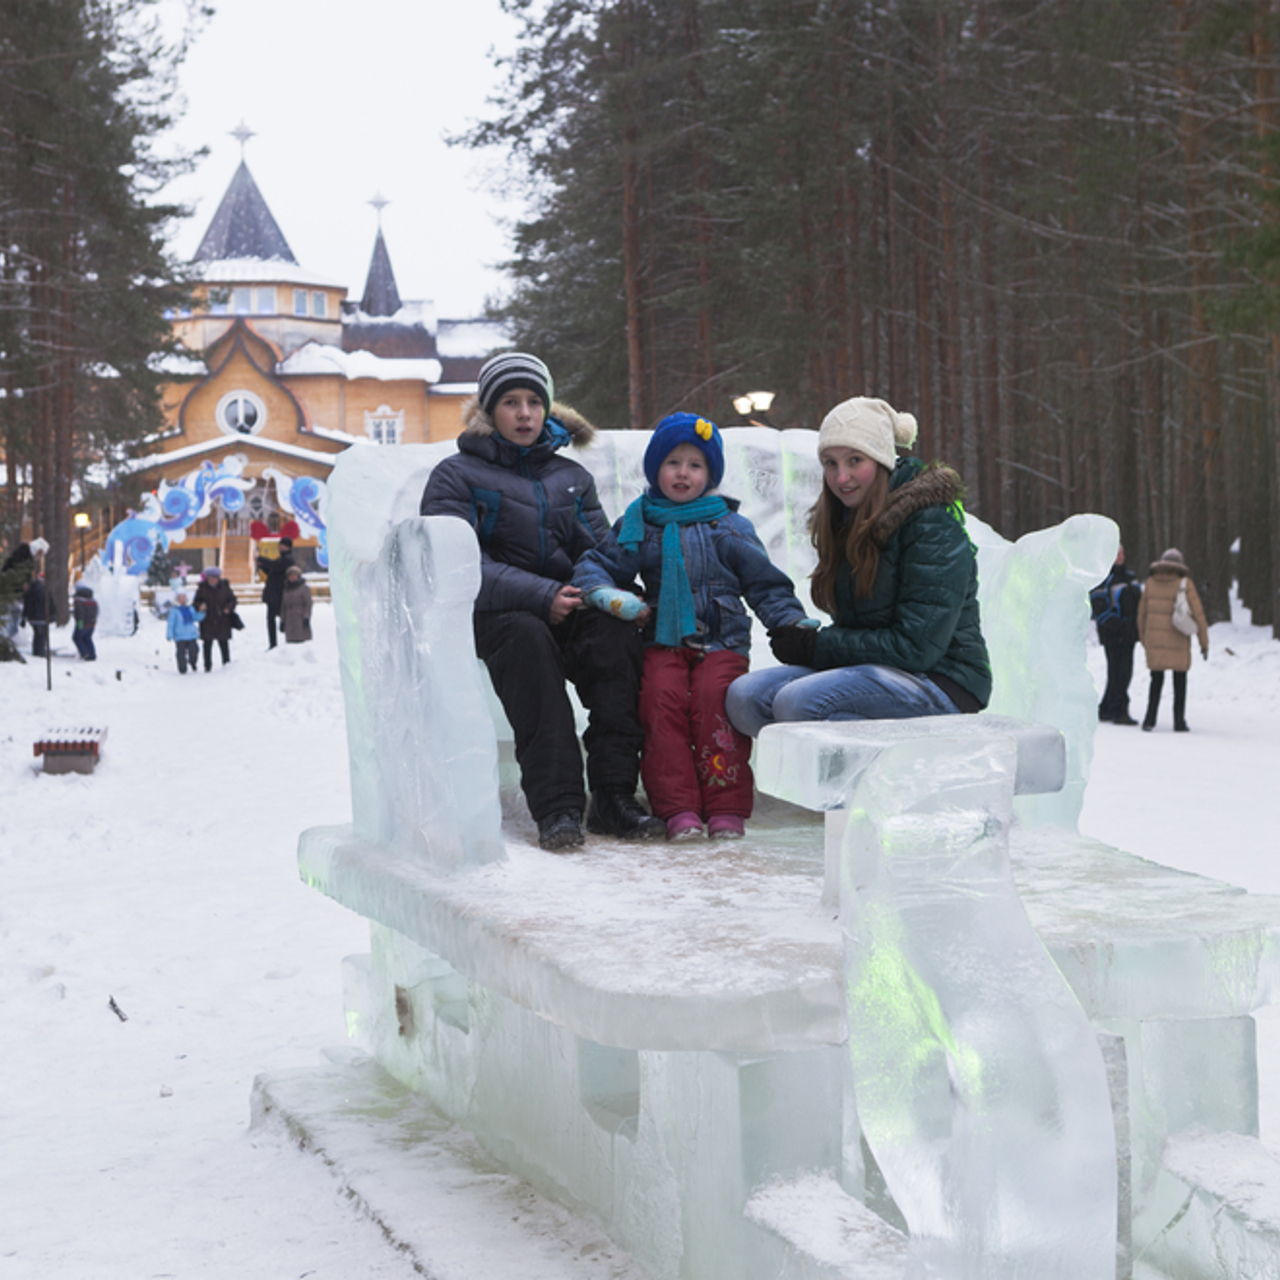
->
<box><xmin>127</xmin><ymin>157</ymin><xmax>503</xmax><ymax>581</ymax></box>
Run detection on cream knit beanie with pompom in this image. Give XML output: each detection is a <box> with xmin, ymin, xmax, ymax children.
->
<box><xmin>816</xmin><ymin>397</ymin><xmax>918</xmax><ymax>470</ymax></box>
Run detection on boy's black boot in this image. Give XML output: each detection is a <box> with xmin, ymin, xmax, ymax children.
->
<box><xmin>538</xmin><ymin>811</ymin><xmax>585</xmax><ymax>852</ymax></box>
<box><xmin>586</xmin><ymin>790</ymin><xmax>666</xmax><ymax>840</ymax></box>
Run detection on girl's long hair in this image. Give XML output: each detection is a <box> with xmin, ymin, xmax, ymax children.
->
<box><xmin>808</xmin><ymin>465</ymin><xmax>892</xmax><ymax>611</ymax></box>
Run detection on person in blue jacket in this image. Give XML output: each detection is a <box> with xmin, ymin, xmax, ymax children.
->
<box><xmin>165</xmin><ymin>590</ymin><xmax>204</xmax><ymax>674</ymax></box>
<box><xmin>420</xmin><ymin>352</ymin><xmax>664</xmax><ymax>852</ymax></box>
<box><xmin>726</xmin><ymin>396</ymin><xmax>991</xmax><ymax>734</ymax></box>
<box><xmin>574</xmin><ymin>413</ymin><xmax>807</xmax><ymax>841</ymax></box>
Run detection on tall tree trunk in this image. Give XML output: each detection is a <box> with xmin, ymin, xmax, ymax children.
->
<box><xmin>1176</xmin><ymin>0</ymin><xmax>1230</xmax><ymax>619</ymax></box>
<box><xmin>618</xmin><ymin>4</ymin><xmax>647</xmax><ymax>430</ymax></box>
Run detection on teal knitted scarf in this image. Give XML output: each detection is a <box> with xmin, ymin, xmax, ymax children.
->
<box><xmin>618</xmin><ymin>492</ymin><xmax>728</xmax><ymax>647</ymax></box>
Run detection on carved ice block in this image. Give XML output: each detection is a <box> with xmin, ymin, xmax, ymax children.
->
<box><xmin>841</xmin><ymin>734</ymin><xmax>1116</xmax><ymax>1279</ymax></box>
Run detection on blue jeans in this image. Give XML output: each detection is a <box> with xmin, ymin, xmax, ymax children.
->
<box><xmin>725</xmin><ymin>663</ymin><xmax>961</xmax><ymax>738</ymax></box>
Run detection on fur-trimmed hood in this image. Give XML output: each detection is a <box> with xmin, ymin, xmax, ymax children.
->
<box><xmin>870</xmin><ymin>460</ymin><xmax>963</xmax><ymax>547</ymax></box>
<box><xmin>459</xmin><ymin>394</ymin><xmax>596</xmax><ymax>448</ymax></box>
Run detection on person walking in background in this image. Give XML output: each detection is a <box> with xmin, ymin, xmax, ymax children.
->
<box><xmin>165</xmin><ymin>590</ymin><xmax>204</xmax><ymax>674</ymax></box>
<box><xmin>1138</xmin><ymin>547</ymin><xmax>1209</xmax><ymax>732</ymax></box>
<box><xmin>2</xmin><ymin>543</ymin><xmax>34</xmax><ymax>650</ymax></box>
<box><xmin>22</xmin><ymin>571</ymin><xmax>48</xmax><ymax>657</ymax></box>
<box><xmin>256</xmin><ymin>536</ymin><xmax>294</xmax><ymax>650</ymax></box>
<box><xmin>71</xmin><ymin>584</ymin><xmax>98</xmax><ymax>661</ymax></box>
<box><xmin>1091</xmin><ymin>545</ymin><xmax>1142</xmax><ymax>724</ymax></box>
<box><xmin>193</xmin><ymin>565</ymin><xmax>237</xmax><ymax>671</ymax></box>
<box><xmin>574</xmin><ymin>412</ymin><xmax>809</xmax><ymax>842</ymax></box>
<box><xmin>280</xmin><ymin>565</ymin><xmax>313</xmax><ymax>644</ymax></box>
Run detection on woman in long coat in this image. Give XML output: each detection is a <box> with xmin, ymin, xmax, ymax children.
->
<box><xmin>279</xmin><ymin>566</ymin><xmax>312</xmax><ymax>644</ymax></box>
<box><xmin>193</xmin><ymin>565</ymin><xmax>238</xmax><ymax>671</ymax></box>
<box><xmin>1137</xmin><ymin>547</ymin><xmax>1209</xmax><ymax>732</ymax></box>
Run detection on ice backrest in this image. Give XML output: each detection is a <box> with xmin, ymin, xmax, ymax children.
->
<box><xmin>325</xmin><ymin>431</ymin><xmax>1117</xmax><ymax>862</ymax></box>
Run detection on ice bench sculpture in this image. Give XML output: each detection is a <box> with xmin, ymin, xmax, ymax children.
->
<box><xmin>290</xmin><ymin>430</ymin><xmax>1280</xmax><ymax>1280</ymax></box>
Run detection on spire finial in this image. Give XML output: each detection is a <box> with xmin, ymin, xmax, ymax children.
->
<box><xmin>230</xmin><ymin>121</ymin><xmax>256</xmax><ymax>158</ymax></box>
<box><xmin>369</xmin><ymin>191</ymin><xmax>390</xmax><ymax>226</ymax></box>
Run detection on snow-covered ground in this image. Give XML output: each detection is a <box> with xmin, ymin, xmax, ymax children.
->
<box><xmin>2</xmin><ymin>589</ymin><xmax>1278</xmax><ymax>1277</ymax></box>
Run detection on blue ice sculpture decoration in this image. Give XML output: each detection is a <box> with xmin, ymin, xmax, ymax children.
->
<box><xmin>100</xmin><ymin>455</ymin><xmax>255</xmax><ymax>575</ymax></box>
<box><xmin>264</xmin><ymin>466</ymin><xmax>329</xmax><ymax>568</ymax></box>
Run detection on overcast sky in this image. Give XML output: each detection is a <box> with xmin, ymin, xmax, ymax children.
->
<box><xmin>156</xmin><ymin>0</ymin><xmax>524</xmax><ymax>318</ymax></box>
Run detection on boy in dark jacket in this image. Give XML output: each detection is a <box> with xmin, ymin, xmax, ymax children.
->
<box><xmin>420</xmin><ymin>353</ymin><xmax>663</xmax><ymax>852</ymax></box>
<box><xmin>72</xmin><ymin>583</ymin><xmax>98</xmax><ymax>660</ymax></box>
<box><xmin>574</xmin><ymin>413</ymin><xmax>808</xmax><ymax>841</ymax></box>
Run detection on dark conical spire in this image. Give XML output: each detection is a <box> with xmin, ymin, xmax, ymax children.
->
<box><xmin>360</xmin><ymin>226</ymin><xmax>402</xmax><ymax>317</ymax></box>
<box><xmin>194</xmin><ymin>160</ymin><xmax>297</xmax><ymax>264</ymax></box>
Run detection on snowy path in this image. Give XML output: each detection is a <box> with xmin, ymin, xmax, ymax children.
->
<box><xmin>2</xmin><ymin>595</ymin><xmax>1278</xmax><ymax>1275</ymax></box>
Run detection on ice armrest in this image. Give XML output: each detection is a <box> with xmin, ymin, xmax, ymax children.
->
<box><xmin>754</xmin><ymin>713</ymin><xmax>1065</xmax><ymax>812</ymax></box>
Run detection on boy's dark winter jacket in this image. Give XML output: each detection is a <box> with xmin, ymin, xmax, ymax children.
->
<box><xmin>73</xmin><ymin>586</ymin><xmax>98</xmax><ymax>633</ymax></box>
<box><xmin>420</xmin><ymin>398</ymin><xmax>608</xmax><ymax>620</ymax></box>
<box><xmin>573</xmin><ymin>499</ymin><xmax>805</xmax><ymax>656</ymax></box>
<box><xmin>811</xmin><ymin>457</ymin><xmax>992</xmax><ymax>710</ymax></box>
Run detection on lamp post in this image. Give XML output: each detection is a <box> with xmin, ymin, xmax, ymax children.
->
<box><xmin>732</xmin><ymin>390</ymin><xmax>776</xmax><ymax>428</ymax></box>
<box><xmin>74</xmin><ymin>511</ymin><xmax>90</xmax><ymax>569</ymax></box>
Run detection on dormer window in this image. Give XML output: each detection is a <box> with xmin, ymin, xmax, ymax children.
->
<box><xmin>365</xmin><ymin>404</ymin><xmax>403</xmax><ymax>445</ymax></box>
<box><xmin>216</xmin><ymin>389</ymin><xmax>268</xmax><ymax>436</ymax></box>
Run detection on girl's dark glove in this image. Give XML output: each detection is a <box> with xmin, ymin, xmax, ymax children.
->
<box><xmin>769</xmin><ymin>624</ymin><xmax>818</xmax><ymax>668</ymax></box>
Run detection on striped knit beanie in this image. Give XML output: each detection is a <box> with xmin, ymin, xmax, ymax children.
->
<box><xmin>476</xmin><ymin>352</ymin><xmax>554</xmax><ymax>417</ymax></box>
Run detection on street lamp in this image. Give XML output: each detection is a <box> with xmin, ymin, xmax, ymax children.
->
<box><xmin>733</xmin><ymin>390</ymin><xmax>776</xmax><ymax>426</ymax></box>
<box><xmin>74</xmin><ymin>511</ymin><xmax>90</xmax><ymax>568</ymax></box>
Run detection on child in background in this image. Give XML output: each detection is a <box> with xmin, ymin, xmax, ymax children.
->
<box><xmin>575</xmin><ymin>413</ymin><xmax>809</xmax><ymax>840</ymax></box>
<box><xmin>166</xmin><ymin>590</ymin><xmax>204</xmax><ymax>674</ymax></box>
<box><xmin>72</xmin><ymin>583</ymin><xmax>98</xmax><ymax>661</ymax></box>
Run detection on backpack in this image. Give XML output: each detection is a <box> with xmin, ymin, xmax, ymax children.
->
<box><xmin>1089</xmin><ymin>578</ymin><xmax>1127</xmax><ymax>644</ymax></box>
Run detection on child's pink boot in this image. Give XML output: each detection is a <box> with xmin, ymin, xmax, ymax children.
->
<box><xmin>707</xmin><ymin>815</ymin><xmax>745</xmax><ymax>840</ymax></box>
<box><xmin>666</xmin><ymin>811</ymin><xmax>703</xmax><ymax>841</ymax></box>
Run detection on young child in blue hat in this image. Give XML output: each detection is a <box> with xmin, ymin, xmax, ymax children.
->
<box><xmin>574</xmin><ymin>413</ymin><xmax>808</xmax><ymax>840</ymax></box>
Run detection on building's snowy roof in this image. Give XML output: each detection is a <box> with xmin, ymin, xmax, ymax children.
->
<box><xmin>360</xmin><ymin>228</ymin><xmax>402</xmax><ymax>318</ymax></box>
<box><xmin>278</xmin><ymin>340</ymin><xmax>442</xmax><ymax>384</ymax></box>
<box><xmin>437</xmin><ymin>319</ymin><xmax>509</xmax><ymax>359</ymax></box>
<box><xmin>124</xmin><ymin>434</ymin><xmax>343</xmax><ymax>474</ymax></box>
<box><xmin>343</xmin><ymin>299</ymin><xmax>434</xmax><ymax>330</ymax></box>
<box><xmin>192</xmin><ymin>258</ymin><xmax>343</xmax><ymax>288</ymax></box>
<box><xmin>430</xmin><ymin>383</ymin><xmax>480</xmax><ymax>396</ymax></box>
<box><xmin>308</xmin><ymin>424</ymin><xmax>368</xmax><ymax>446</ymax></box>
<box><xmin>194</xmin><ymin>160</ymin><xmax>298</xmax><ymax>265</ymax></box>
<box><xmin>149</xmin><ymin>351</ymin><xmax>208</xmax><ymax>377</ymax></box>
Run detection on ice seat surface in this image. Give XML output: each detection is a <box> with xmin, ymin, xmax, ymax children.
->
<box><xmin>301</xmin><ymin>812</ymin><xmax>1280</xmax><ymax>1052</ymax></box>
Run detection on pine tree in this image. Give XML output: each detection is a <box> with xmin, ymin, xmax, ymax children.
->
<box><xmin>0</xmin><ymin>0</ymin><xmax>199</xmax><ymax>623</ymax></box>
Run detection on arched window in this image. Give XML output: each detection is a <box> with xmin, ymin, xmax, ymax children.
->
<box><xmin>216</xmin><ymin>389</ymin><xmax>267</xmax><ymax>436</ymax></box>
